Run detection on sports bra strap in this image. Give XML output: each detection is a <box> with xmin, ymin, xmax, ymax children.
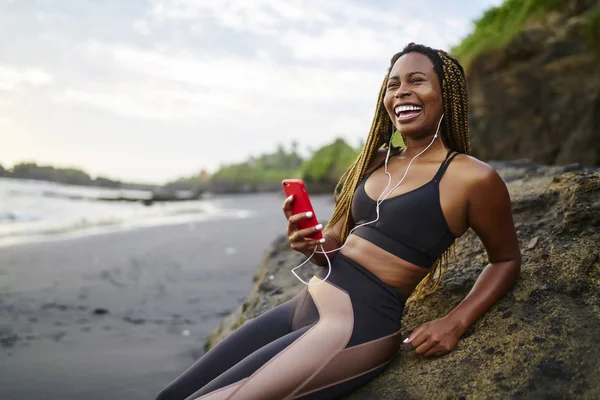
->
<box><xmin>363</xmin><ymin>148</ymin><xmax>459</xmax><ymax>183</ymax></box>
<box><xmin>433</xmin><ymin>150</ymin><xmax>459</xmax><ymax>182</ymax></box>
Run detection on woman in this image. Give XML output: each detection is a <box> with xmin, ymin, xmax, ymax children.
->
<box><xmin>156</xmin><ymin>43</ymin><xmax>521</xmax><ymax>400</ymax></box>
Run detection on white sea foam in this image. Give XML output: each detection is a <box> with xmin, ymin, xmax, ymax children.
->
<box><xmin>0</xmin><ymin>177</ymin><xmax>252</xmax><ymax>247</ymax></box>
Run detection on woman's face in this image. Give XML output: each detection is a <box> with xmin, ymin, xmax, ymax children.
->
<box><xmin>384</xmin><ymin>52</ymin><xmax>444</xmax><ymax>139</ymax></box>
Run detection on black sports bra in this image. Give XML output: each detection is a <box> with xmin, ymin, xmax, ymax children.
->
<box><xmin>350</xmin><ymin>149</ymin><xmax>459</xmax><ymax>268</ymax></box>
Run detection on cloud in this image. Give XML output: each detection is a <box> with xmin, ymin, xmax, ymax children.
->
<box><xmin>74</xmin><ymin>42</ymin><xmax>383</xmax><ymax>119</ymax></box>
<box><xmin>0</xmin><ymin>115</ymin><xmax>12</xmax><ymax>127</ymax></box>
<box><xmin>144</xmin><ymin>0</ymin><xmax>464</xmax><ymax>64</ymax></box>
<box><xmin>0</xmin><ymin>64</ymin><xmax>54</xmax><ymax>91</ymax></box>
<box><xmin>132</xmin><ymin>19</ymin><xmax>152</xmax><ymax>36</ymax></box>
<box><xmin>56</xmin><ymin>83</ymin><xmax>234</xmax><ymax>121</ymax></box>
<box><xmin>149</xmin><ymin>0</ymin><xmax>332</xmax><ymax>33</ymax></box>
<box><xmin>279</xmin><ymin>19</ymin><xmax>443</xmax><ymax>62</ymax></box>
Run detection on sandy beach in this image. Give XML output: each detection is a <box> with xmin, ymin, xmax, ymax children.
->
<box><xmin>0</xmin><ymin>192</ymin><xmax>334</xmax><ymax>400</ymax></box>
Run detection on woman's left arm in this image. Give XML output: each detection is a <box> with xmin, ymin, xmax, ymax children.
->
<box><xmin>405</xmin><ymin>166</ymin><xmax>522</xmax><ymax>357</ymax></box>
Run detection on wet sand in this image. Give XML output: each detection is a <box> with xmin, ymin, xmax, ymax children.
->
<box><xmin>0</xmin><ymin>193</ymin><xmax>334</xmax><ymax>400</ymax></box>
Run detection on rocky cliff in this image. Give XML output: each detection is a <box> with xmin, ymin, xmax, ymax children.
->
<box><xmin>206</xmin><ymin>162</ymin><xmax>600</xmax><ymax>399</ymax></box>
<box><xmin>468</xmin><ymin>0</ymin><xmax>600</xmax><ymax>166</ymax></box>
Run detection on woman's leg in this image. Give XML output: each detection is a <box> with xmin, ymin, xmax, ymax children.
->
<box><xmin>156</xmin><ymin>289</ymin><xmax>316</xmax><ymax>400</ymax></box>
<box><xmin>187</xmin><ymin>276</ymin><xmax>357</xmax><ymax>400</ymax></box>
<box><xmin>295</xmin><ymin>363</ymin><xmax>390</xmax><ymax>400</ymax></box>
<box><xmin>185</xmin><ymin>325</ymin><xmax>313</xmax><ymax>399</ymax></box>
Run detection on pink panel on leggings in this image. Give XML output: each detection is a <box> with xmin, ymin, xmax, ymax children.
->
<box><xmin>224</xmin><ymin>277</ymin><xmax>354</xmax><ymax>400</ymax></box>
<box><xmin>294</xmin><ymin>330</ymin><xmax>401</xmax><ymax>397</ymax></box>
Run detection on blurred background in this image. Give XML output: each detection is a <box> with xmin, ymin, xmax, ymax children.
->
<box><xmin>0</xmin><ymin>0</ymin><xmax>598</xmax><ymax>399</ymax></box>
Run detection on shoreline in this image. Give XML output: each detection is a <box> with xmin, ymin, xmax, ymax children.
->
<box><xmin>0</xmin><ymin>205</ymin><xmax>251</xmax><ymax>249</ymax></box>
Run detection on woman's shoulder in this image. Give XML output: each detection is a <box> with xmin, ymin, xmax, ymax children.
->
<box><xmin>450</xmin><ymin>153</ymin><xmax>505</xmax><ymax>190</ymax></box>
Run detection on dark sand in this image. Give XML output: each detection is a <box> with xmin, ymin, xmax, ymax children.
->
<box><xmin>0</xmin><ymin>193</ymin><xmax>334</xmax><ymax>400</ymax></box>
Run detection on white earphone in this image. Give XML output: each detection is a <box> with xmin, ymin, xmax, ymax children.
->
<box><xmin>291</xmin><ymin>114</ymin><xmax>444</xmax><ymax>286</ymax></box>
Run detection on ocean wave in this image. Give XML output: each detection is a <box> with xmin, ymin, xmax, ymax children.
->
<box><xmin>0</xmin><ymin>178</ymin><xmax>256</xmax><ymax>247</ymax></box>
<box><xmin>0</xmin><ymin>205</ymin><xmax>253</xmax><ymax>247</ymax></box>
<box><xmin>0</xmin><ymin>212</ymin><xmax>41</xmax><ymax>222</ymax></box>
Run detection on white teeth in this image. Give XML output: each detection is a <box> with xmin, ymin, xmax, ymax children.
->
<box><xmin>394</xmin><ymin>104</ymin><xmax>422</xmax><ymax>115</ymax></box>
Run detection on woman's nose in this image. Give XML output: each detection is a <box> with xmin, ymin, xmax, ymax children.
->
<box><xmin>394</xmin><ymin>85</ymin><xmax>411</xmax><ymax>98</ymax></box>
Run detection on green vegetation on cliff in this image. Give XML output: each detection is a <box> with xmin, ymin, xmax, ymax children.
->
<box><xmin>587</xmin><ymin>5</ymin><xmax>600</xmax><ymax>49</ymax></box>
<box><xmin>203</xmin><ymin>138</ymin><xmax>360</xmax><ymax>193</ymax></box>
<box><xmin>209</xmin><ymin>144</ymin><xmax>304</xmax><ymax>191</ymax></box>
<box><xmin>452</xmin><ymin>0</ymin><xmax>568</xmax><ymax>66</ymax></box>
<box><xmin>300</xmin><ymin>138</ymin><xmax>359</xmax><ymax>184</ymax></box>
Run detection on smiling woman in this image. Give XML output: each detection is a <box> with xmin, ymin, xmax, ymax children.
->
<box><xmin>155</xmin><ymin>43</ymin><xmax>521</xmax><ymax>400</ymax></box>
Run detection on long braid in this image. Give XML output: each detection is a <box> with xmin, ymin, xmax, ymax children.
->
<box><xmin>324</xmin><ymin>43</ymin><xmax>471</xmax><ymax>300</ymax></box>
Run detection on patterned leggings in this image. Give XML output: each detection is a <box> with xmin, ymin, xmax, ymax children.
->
<box><xmin>155</xmin><ymin>253</ymin><xmax>406</xmax><ymax>400</ymax></box>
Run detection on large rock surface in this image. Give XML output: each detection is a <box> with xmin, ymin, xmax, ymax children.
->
<box><xmin>468</xmin><ymin>0</ymin><xmax>600</xmax><ymax>166</ymax></box>
<box><xmin>206</xmin><ymin>162</ymin><xmax>600</xmax><ymax>399</ymax></box>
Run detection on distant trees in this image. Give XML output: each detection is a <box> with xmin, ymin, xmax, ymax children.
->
<box><xmin>2</xmin><ymin>138</ymin><xmax>362</xmax><ymax>194</ymax></box>
<box><xmin>209</xmin><ymin>142</ymin><xmax>304</xmax><ymax>192</ymax></box>
<box><xmin>301</xmin><ymin>138</ymin><xmax>358</xmax><ymax>184</ymax></box>
<box><xmin>204</xmin><ymin>138</ymin><xmax>359</xmax><ymax>193</ymax></box>
<box><xmin>1</xmin><ymin>162</ymin><xmax>122</xmax><ymax>188</ymax></box>
<box><xmin>11</xmin><ymin>162</ymin><xmax>93</xmax><ymax>185</ymax></box>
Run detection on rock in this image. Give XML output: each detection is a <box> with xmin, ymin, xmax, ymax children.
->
<box><xmin>505</xmin><ymin>26</ymin><xmax>549</xmax><ymax>61</ymax></box>
<box><xmin>468</xmin><ymin>2</ymin><xmax>600</xmax><ymax>167</ymax></box>
<box><xmin>563</xmin><ymin>162</ymin><xmax>584</xmax><ymax>172</ymax></box>
<box><xmin>527</xmin><ymin>237</ymin><xmax>539</xmax><ymax>250</ymax></box>
<box><xmin>206</xmin><ymin>164</ymin><xmax>600</xmax><ymax>399</ymax></box>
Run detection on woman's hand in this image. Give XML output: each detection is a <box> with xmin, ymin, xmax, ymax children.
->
<box><xmin>403</xmin><ymin>316</ymin><xmax>464</xmax><ymax>357</ymax></box>
<box><xmin>282</xmin><ymin>195</ymin><xmax>325</xmax><ymax>254</ymax></box>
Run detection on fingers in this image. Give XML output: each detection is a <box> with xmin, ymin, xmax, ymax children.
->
<box><xmin>288</xmin><ymin>211</ymin><xmax>313</xmax><ymax>225</ymax></box>
<box><xmin>295</xmin><ymin>224</ymin><xmax>323</xmax><ymax>240</ymax></box>
<box><xmin>405</xmin><ymin>320</ymin><xmax>456</xmax><ymax>358</ymax></box>
<box><xmin>415</xmin><ymin>340</ymin><xmax>436</xmax><ymax>356</ymax></box>
<box><xmin>286</xmin><ymin>210</ymin><xmax>314</xmax><ymax>236</ymax></box>
<box><xmin>283</xmin><ymin>195</ymin><xmax>324</xmax><ymax>253</ymax></box>
<box><xmin>292</xmin><ymin>238</ymin><xmax>325</xmax><ymax>252</ymax></box>
<box><xmin>423</xmin><ymin>347</ymin><xmax>446</xmax><ymax>358</ymax></box>
<box><xmin>289</xmin><ymin>225</ymin><xmax>325</xmax><ymax>252</ymax></box>
<box><xmin>405</xmin><ymin>323</ymin><xmax>437</xmax><ymax>356</ymax></box>
<box><xmin>406</xmin><ymin>326</ymin><xmax>448</xmax><ymax>357</ymax></box>
<box><xmin>403</xmin><ymin>324</ymin><xmax>427</xmax><ymax>345</ymax></box>
<box><xmin>282</xmin><ymin>195</ymin><xmax>294</xmax><ymax>219</ymax></box>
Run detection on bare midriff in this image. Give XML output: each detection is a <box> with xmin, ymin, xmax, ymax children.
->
<box><xmin>339</xmin><ymin>234</ymin><xmax>431</xmax><ymax>298</ymax></box>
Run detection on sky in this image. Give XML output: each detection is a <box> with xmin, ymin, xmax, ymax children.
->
<box><xmin>0</xmin><ymin>0</ymin><xmax>502</xmax><ymax>184</ymax></box>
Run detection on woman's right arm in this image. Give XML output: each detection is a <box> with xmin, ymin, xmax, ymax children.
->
<box><xmin>282</xmin><ymin>148</ymin><xmax>394</xmax><ymax>266</ymax></box>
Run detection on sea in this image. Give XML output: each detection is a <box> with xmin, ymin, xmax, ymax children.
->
<box><xmin>0</xmin><ymin>177</ymin><xmax>252</xmax><ymax>247</ymax></box>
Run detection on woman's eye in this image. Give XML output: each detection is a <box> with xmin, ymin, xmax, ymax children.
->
<box><xmin>387</xmin><ymin>83</ymin><xmax>399</xmax><ymax>89</ymax></box>
<box><xmin>411</xmin><ymin>78</ymin><xmax>423</xmax><ymax>84</ymax></box>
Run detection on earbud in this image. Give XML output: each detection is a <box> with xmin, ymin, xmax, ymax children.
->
<box><xmin>433</xmin><ymin>113</ymin><xmax>443</xmax><ymax>138</ymax></box>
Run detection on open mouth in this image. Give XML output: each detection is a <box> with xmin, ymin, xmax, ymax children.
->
<box><xmin>394</xmin><ymin>104</ymin><xmax>422</xmax><ymax>122</ymax></box>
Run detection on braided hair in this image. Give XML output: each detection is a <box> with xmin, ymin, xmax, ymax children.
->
<box><xmin>325</xmin><ymin>42</ymin><xmax>471</xmax><ymax>299</ymax></box>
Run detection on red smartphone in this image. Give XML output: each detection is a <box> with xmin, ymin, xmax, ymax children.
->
<box><xmin>282</xmin><ymin>179</ymin><xmax>322</xmax><ymax>240</ymax></box>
